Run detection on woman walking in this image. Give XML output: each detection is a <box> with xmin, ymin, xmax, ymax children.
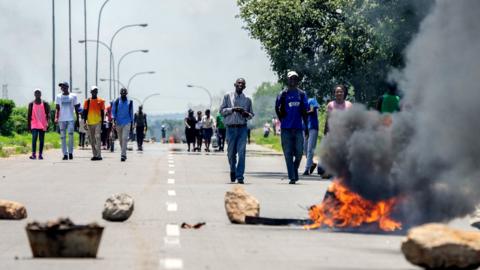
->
<box><xmin>194</xmin><ymin>111</ymin><xmax>203</xmax><ymax>152</ymax></box>
<box><xmin>27</xmin><ymin>89</ymin><xmax>50</xmax><ymax>160</ymax></box>
<box><xmin>202</xmin><ymin>109</ymin><xmax>214</xmax><ymax>152</ymax></box>
<box><xmin>184</xmin><ymin>109</ymin><xmax>197</xmax><ymax>152</ymax></box>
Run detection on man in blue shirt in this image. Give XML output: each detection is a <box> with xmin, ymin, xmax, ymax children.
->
<box><xmin>112</xmin><ymin>88</ymin><xmax>134</xmax><ymax>162</ymax></box>
<box><xmin>275</xmin><ymin>71</ymin><xmax>308</xmax><ymax>184</ymax></box>
<box><xmin>303</xmin><ymin>97</ymin><xmax>319</xmax><ymax>175</ymax></box>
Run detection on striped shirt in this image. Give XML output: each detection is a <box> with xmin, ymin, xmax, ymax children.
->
<box><xmin>219</xmin><ymin>92</ymin><xmax>254</xmax><ymax>126</ymax></box>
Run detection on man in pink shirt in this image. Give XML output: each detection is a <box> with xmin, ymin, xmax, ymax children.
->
<box><xmin>27</xmin><ymin>89</ymin><xmax>50</xmax><ymax>160</ymax></box>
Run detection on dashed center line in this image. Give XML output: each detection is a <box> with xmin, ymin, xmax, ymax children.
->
<box><xmin>168</xmin><ymin>160</ymin><xmax>174</xmax><ymax>164</ymax></box>
<box><xmin>161</xmin><ymin>258</ymin><xmax>183</xmax><ymax>269</ymax></box>
<box><xmin>166</xmin><ymin>224</ymin><xmax>180</xmax><ymax>236</ymax></box>
<box><xmin>168</xmin><ymin>170</ymin><xmax>175</xmax><ymax>175</ymax></box>
<box><xmin>168</xmin><ymin>190</ymin><xmax>176</xmax><ymax>196</ymax></box>
<box><xmin>167</xmin><ymin>202</ymin><xmax>178</xmax><ymax>212</ymax></box>
<box><xmin>169</xmin><ymin>164</ymin><xmax>175</xmax><ymax>168</ymax></box>
<box><xmin>168</xmin><ymin>178</ymin><xmax>175</xmax><ymax>184</ymax></box>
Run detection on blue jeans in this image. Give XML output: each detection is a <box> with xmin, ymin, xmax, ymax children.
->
<box><xmin>304</xmin><ymin>129</ymin><xmax>318</xmax><ymax>170</ymax></box>
<box><xmin>281</xmin><ymin>129</ymin><xmax>304</xmax><ymax>181</ymax></box>
<box><xmin>226</xmin><ymin>126</ymin><xmax>248</xmax><ymax>181</ymax></box>
<box><xmin>59</xmin><ymin>121</ymin><xmax>75</xmax><ymax>155</ymax></box>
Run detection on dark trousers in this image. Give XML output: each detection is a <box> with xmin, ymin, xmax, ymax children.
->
<box><xmin>218</xmin><ymin>128</ymin><xmax>226</xmax><ymax>150</ymax></box>
<box><xmin>136</xmin><ymin>126</ymin><xmax>145</xmax><ymax>149</ymax></box>
<box><xmin>281</xmin><ymin>129</ymin><xmax>304</xmax><ymax>181</ymax></box>
<box><xmin>79</xmin><ymin>132</ymin><xmax>86</xmax><ymax>147</ymax></box>
<box><xmin>32</xmin><ymin>129</ymin><xmax>45</xmax><ymax>154</ymax></box>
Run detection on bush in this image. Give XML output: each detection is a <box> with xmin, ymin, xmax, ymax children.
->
<box><xmin>0</xmin><ymin>99</ymin><xmax>15</xmax><ymax>135</ymax></box>
<box><xmin>10</xmin><ymin>106</ymin><xmax>28</xmax><ymax>134</ymax></box>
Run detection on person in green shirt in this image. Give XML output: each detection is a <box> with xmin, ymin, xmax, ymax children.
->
<box><xmin>216</xmin><ymin>112</ymin><xmax>226</xmax><ymax>151</ymax></box>
<box><xmin>376</xmin><ymin>82</ymin><xmax>401</xmax><ymax>113</ymax></box>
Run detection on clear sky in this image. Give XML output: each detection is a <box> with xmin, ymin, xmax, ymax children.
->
<box><xmin>0</xmin><ymin>0</ymin><xmax>277</xmax><ymax>114</ymax></box>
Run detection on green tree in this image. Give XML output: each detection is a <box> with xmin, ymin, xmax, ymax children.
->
<box><xmin>0</xmin><ymin>99</ymin><xmax>15</xmax><ymax>136</ymax></box>
<box><xmin>10</xmin><ymin>107</ymin><xmax>28</xmax><ymax>134</ymax></box>
<box><xmin>237</xmin><ymin>0</ymin><xmax>433</xmax><ymax>102</ymax></box>
<box><xmin>252</xmin><ymin>82</ymin><xmax>282</xmax><ymax>127</ymax></box>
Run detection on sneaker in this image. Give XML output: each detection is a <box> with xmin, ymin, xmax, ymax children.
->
<box><xmin>97</xmin><ymin>157</ymin><xmax>103</xmax><ymax>161</ymax></box>
<box><xmin>29</xmin><ymin>154</ymin><xmax>36</xmax><ymax>160</ymax></box>
<box><xmin>121</xmin><ymin>156</ymin><xmax>126</xmax><ymax>162</ymax></box>
<box><xmin>289</xmin><ymin>180</ymin><xmax>297</xmax><ymax>185</ymax></box>
<box><xmin>38</xmin><ymin>154</ymin><xmax>43</xmax><ymax>160</ymax></box>
<box><xmin>230</xmin><ymin>172</ymin><xmax>236</xmax><ymax>183</ymax></box>
<box><xmin>237</xmin><ymin>179</ymin><xmax>244</xmax><ymax>184</ymax></box>
<box><xmin>62</xmin><ymin>155</ymin><xmax>68</xmax><ymax>160</ymax></box>
<box><xmin>68</xmin><ymin>153</ymin><xmax>73</xmax><ymax>160</ymax></box>
<box><xmin>309</xmin><ymin>163</ymin><xmax>317</xmax><ymax>174</ymax></box>
<box><xmin>302</xmin><ymin>169</ymin><xmax>310</xmax><ymax>176</ymax></box>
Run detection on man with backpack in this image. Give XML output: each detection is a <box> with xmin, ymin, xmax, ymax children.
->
<box><xmin>275</xmin><ymin>71</ymin><xmax>308</xmax><ymax>184</ymax></box>
<box><xmin>27</xmin><ymin>89</ymin><xmax>50</xmax><ymax>160</ymax></box>
<box><xmin>112</xmin><ymin>88</ymin><xmax>134</xmax><ymax>162</ymax></box>
<box><xmin>134</xmin><ymin>105</ymin><xmax>148</xmax><ymax>151</ymax></box>
<box><xmin>83</xmin><ymin>86</ymin><xmax>105</xmax><ymax>161</ymax></box>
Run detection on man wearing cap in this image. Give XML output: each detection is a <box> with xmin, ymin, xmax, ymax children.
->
<box><xmin>55</xmin><ymin>81</ymin><xmax>80</xmax><ymax>160</ymax></box>
<box><xmin>83</xmin><ymin>86</ymin><xmax>105</xmax><ymax>161</ymax></box>
<box><xmin>219</xmin><ymin>78</ymin><xmax>254</xmax><ymax>184</ymax></box>
<box><xmin>275</xmin><ymin>71</ymin><xmax>308</xmax><ymax>184</ymax></box>
<box><xmin>112</xmin><ymin>88</ymin><xmax>134</xmax><ymax>162</ymax></box>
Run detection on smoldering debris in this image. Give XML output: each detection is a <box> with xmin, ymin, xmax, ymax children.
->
<box><xmin>320</xmin><ymin>0</ymin><xmax>480</xmax><ymax>225</ymax></box>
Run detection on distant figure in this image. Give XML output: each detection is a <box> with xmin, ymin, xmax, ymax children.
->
<box><xmin>219</xmin><ymin>78</ymin><xmax>254</xmax><ymax>184</ymax></box>
<box><xmin>303</xmin><ymin>97</ymin><xmax>319</xmax><ymax>175</ymax></box>
<box><xmin>55</xmin><ymin>81</ymin><xmax>80</xmax><ymax>160</ymax></box>
<box><xmin>202</xmin><ymin>109</ymin><xmax>214</xmax><ymax>152</ymax></box>
<box><xmin>376</xmin><ymin>82</ymin><xmax>400</xmax><ymax>113</ymax></box>
<box><xmin>216</xmin><ymin>112</ymin><xmax>226</xmax><ymax>151</ymax></box>
<box><xmin>134</xmin><ymin>105</ymin><xmax>148</xmax><ymax>151</ymax></box>
<box><xmin>194</xmin><ymin>111</ymin><xmax>203</xmax><ymax>152</ymax></box>
<box><xmin>27</xmin><ymin>89</ymin><xmax>50</xmax><ymax>160</ymax></box>
<box><xmin>78</xmin><ymin>114</ymin><xmax>87</xmax><ymax>149</ymax></box>
<box><xmin>263</xmin><ymin>122</ymin><xmax>271</xmax><ymax>138</ymax></box>
<box><xmin>112</xmin><ymin>88</ymin><xmax>134</xmax><ymax>162</ymax></box>
<box><xmin>319</xmin><ymin>84</ymin><xmax>352</xmax><ymax>176</ymax></box>
<box><xmin>83</xmin><ymin>86</ymin><xmax>105</xmax><ymax>161</ymax></box>
<box><xmin>161</xmin><ymin>125</ymin><xmax>166</xmax><ymax>144</ymax></box>
<box><xmin>101</xmin><ymin>104</ymin><xmax>112</xmax><ymax>150</ymax></box>
<box><xmin>271</xmin><ymin>117</ymin><xmax>277</xmax><ymax>136</ymax></box>
<box><xmin>184</xmin><ymin>109</ymin><xmax>197</xmax><ymax>152</ymax></box>
<box><xmin>275</xmin><ymin>71</ymin><xmax>308</xmax><ymax>184</ymax></box>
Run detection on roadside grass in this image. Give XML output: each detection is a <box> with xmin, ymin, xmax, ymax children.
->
<box><xmin>0</xmin><ymin>132</ymin><xmax>76</xmax><ymax>157</ymax></box>
<box><xmin>251</xmin><ymin>128</ymin><xmax>282</xmax><ymax>152</ymax></box>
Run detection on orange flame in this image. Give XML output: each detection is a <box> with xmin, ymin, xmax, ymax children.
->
<box><xmin>306</xmin><ymin>179</ymin><xmax>402</xmax><ymax>232</ymax></box>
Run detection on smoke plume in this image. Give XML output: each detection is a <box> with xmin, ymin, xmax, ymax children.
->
<box><xmin>320</xmin><ymin>0</ymin><xmax>480</xmax><ymax>225</ymax></box>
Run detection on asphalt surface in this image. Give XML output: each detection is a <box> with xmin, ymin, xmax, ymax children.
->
<box><xmin>0</xmin><ymin>142</ymin><xmax>472</xmax><ymax>270</ymax></box>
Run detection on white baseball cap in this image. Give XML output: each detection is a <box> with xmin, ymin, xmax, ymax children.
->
<box><xmin>287</xmin><ymin>71</ymin><xmax>299</xmax><ymax>78</ymax></box>
<box><xmin>91</xmin><ymin>85</ymin><xmax>99</xmax><ymax>90</ymax></box>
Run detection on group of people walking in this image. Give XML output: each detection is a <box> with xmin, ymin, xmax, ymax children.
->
<box><xmin>27</xmin><ymin>82</ymin><xmax>148</xmax><ymax>162</ymax></box>
<box><xmin>184</xmin><ymin>108</ymin><xmax>227</xmax><ymax>152</ymax></box>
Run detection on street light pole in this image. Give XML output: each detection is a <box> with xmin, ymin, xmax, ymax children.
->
<box><xmin>109</xmin><ymin>23</ymin><xmax>148</xmax><ymax>97</ymax></box>
<box><xmin>186</xmin><ymin>84</ymin><xmax>213</xmax><ymax>109</ymax></box>
<box><xmin>100</xmin><ymin>78</ymin><xmax>126</xmax><ymax>90</ymax></box>
<box><xmin>116</xmin><ymin>49</ymin><xmax>149</xmax><ymax>96</ymax></box>
<box><xmin>127</xmin><ymin>71</ymin><xmax>156</xmax><ymax>91</ymax></box>
<box><xmin>51</xmin><ymin>0</ymin><xmax>56</xmax><ymax>102</ymax></box>
<box><xmin>83</xmin><ymin>0</ymin><xmax>88</xmax><ymax>99</ymax></box>
<box><xmin>95</xmin><ymin>0</ymin><xmax>110</xmax><ymax>86</ymax></box>
<box><xmin>68</xmin><ymin>0</ymin><xmax>72</xmax><ymax>92</ymax></box>
<box><xmin>79</xmin><ymin>39</ymin><xmax>114</xmax><ymax>100</ymax></box>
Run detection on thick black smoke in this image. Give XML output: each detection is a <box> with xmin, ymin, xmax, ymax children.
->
<box><xmin>320</xmin><ymin>0</ymin><xmax>480</xmax><ymax>225</ymax></box>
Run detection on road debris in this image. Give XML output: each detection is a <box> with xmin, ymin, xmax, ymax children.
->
<box><xmin>181</xmin><ymin>222</ymin><xmax>206</xmax><ymax>229</ymax></box>
<box><xmin>0</xmin><ymin>199</ymin><xmax>27</xmax><ymax>220</ymax></box>
<box><xmin>224</xmin><ymin>186</ymin><xmax>259</xmax><ymax>224</ymax></box>
<box><xmin>102</xmin><ymin>193</ymin><xmax>134</xmax><ymax>222</ymax></box>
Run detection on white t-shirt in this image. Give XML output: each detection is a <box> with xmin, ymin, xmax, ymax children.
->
<box><xmin>202</xmin><ymin>115</ymin><xmax>214</xmax><ymax>129</ymax></box>
<box><xmin>56</xmin><ymin>93</ymin><xmax>79</xmax><ymax>121</ymax></box>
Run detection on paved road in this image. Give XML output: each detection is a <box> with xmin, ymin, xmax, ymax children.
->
<box><xmin>0</xmin><ymin>142</ymin><xmax>470</xmax><ymax>270</ymax></box>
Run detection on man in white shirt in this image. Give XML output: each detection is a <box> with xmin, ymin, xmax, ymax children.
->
<box><xmin>55</xmin><ymin>81</ymin><xmax>80</xmax><ymax>160</ymax></box>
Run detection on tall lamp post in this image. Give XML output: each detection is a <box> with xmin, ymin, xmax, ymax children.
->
<box><xmin>127</xmin><ymin>71</ymin><xmax>156</xmax><ymax>91</ymax></box>
<box><xmin>79</xmin><ymin>39</ymin><xmax>114</xmax><ymax>100</ymax></box>
<box><xmin>186</xmin><ymin>84</ymin><xmax>213</xmax><ymax>109</ymax></box>
<box><xmin>83</xmin><ymin>0</ymin><xmax>88</xmax><ymax>99</ymax></box>
<box><xmin>95</xmin><ymin>0</ymin><xmax>111</xmax><ymax>85</ymax></box>
<box><xmin>51</xmin><ymin>0</ymin><xmax>56</xmax><ymax>102</ymax></box>
<box><xmin>100</xmin><ymin>78</ymin><xmax>126</xmax><ymax>90</ymax></box>
<box><xmin>117</xmin><ymin>49</ymin><xmax>149</xmax><ymax>96</ymax></box>
<box><xmin>109</xmin><ymin>23</ymin><xmax>148</xmax><ymax>97</ymax></box>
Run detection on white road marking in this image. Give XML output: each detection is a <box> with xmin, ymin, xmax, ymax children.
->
<box><xmin>169</xmin><ymin>164</ymin><xmax>175</xmax><ymax>168</ymax></box>
<box><xmin>168</xmin><ymin>170</ymin><xmax>175</xmax><ymax>175</ymax></box>
<box><xmin>168</xmin><ymin>160</ymin><xmax>174</xmax><ymax>164</ymax></box>
<box><xmin>166</xmin><ymin>224</ymin><xmax>180</xmax><ymax>236</ymax></box>
<box><xmin>161</xmin><ymin>258</ymin><xmax>183</xmax><ymax>269</ymax></box>
<box><xmin>163</xmin><ymin>236</ymin><xmax>180</xmax><ymax>246</ymax></box>
<box><xmin>167</xmin><ymin>202</ymin><xmax>178</xmax><ymax>212</ymax></box>
<box><xmin>167</xmin><ymin>178</ymin><xmax>175</xmax><ymax>184</ymax></box>
<box><xmin>168</xmin><ymin>190</ymin><xmax>176</xmax><ymax>196</ymax></box>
